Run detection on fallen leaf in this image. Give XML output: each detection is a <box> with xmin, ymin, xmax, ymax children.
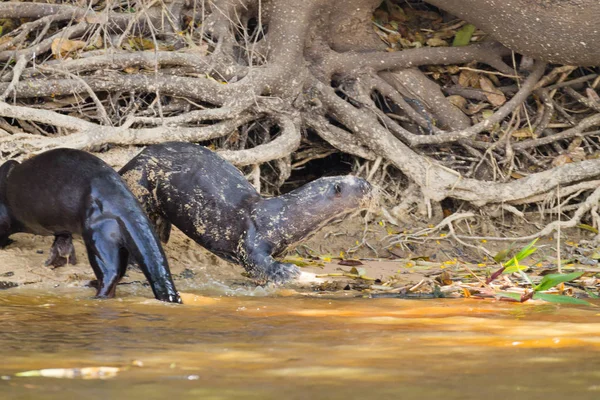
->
<box><xmin>127</xmin><ymin>37</ymin><xmax>156</xmax><ymax>51</ymax></box>
<box><xmin>551</xmin><ymin>154</ymin><xmax>572</xmax><ymax>167</ymax></box>
<box><xmin>123</xmin><ymin>66</ymin><xmax>139</xmax><ymax>74</ymax></box>
<box><xmin>453</xmin><ymin>23</ymin><xmax>476</xmax><ymax>47</ymax></box>
<box><xmin>479</xmin><ymin>76</ymin><xmax>506</xmax><ymax>106</ymax></box>
<box><xmin>339</xmin><ymin>260</ymin><xmax>364</xmax><ymax>266</ymax></box>
<box><xmin>426</xmin><ymin>37</ymin><xmax>448</xmax><ymax>47</ymax></box>
<box><xmin>388</xmin><ymin>4</ymin><xmax>408</xmax><ymax>22</ymax></box>
<box><xmin>458</xmin><ymin>69</ymin><xmax>480</xmax><ymax>88</ymax></box>
<box><xmin>51</xmin><ymin>38</ymin><xmax>86</xmax><ymax>58</ymax></box>
<box><xmin>447</xmin><ymin>95</ymin><xmax>467</xmax><ymax>112</ymax></box>
<box><xmin>511</xmin><ymin>128</ymin><xmax>534</xmax><ymax>139</ymax></box>
<box><xmin>387</xmin><ymin>33</ymin><xmax>402</xmax><ymax>45</ymax></box>
<box><xmin>465</xmin><ymin>102</ymin><xmax>489</xmax><ymax>115</ymax></box>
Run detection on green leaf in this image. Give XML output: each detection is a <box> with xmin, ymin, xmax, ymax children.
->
<box><xmin>577</xmin><ymin>224</ymin><xmax>599</xmax><ymax>234</ymax></box>
<box><xmin>532</xmin><ymin>292</ymin><xmax>591</xmax><ymax>306</ymax></box>
<box><xmin>496</xmin><ymin>292</ymin><xmax>522</xmax><ymax>301</ymax></box>
<box><xmin>493</xmin><ymin>248</ymin><xmax>511</xmax><ymax>263</ymax></box>
<box><xmin>503</xmin><ymin>257</ymin><xmax>529</xmax><ymax>274</ymax></box>
<box><xmin>534</xmin><ymin>271</ymin><xmax>585</xmax><ymax>292</ymax></box>
<box><xmin>513</xmin><ymin>238</ymin><xmax>539</xmax><ymax>261</ymax></box>
<box><xmin>452</xmin><ymin>24</ymin><xmax>476</xmax><ymax>47</ymax></box>
<box><xmin>502</xmin><ymin>239</ymin><xmax>539</xmax><ymax>271</ymax></box>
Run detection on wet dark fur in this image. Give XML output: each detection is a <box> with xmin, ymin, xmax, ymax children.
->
<box><xmin>0</xmin><ymin>149</ymin><xmax>180</xmax><ymax>302</ymax></box>
<box><xmin>118</xmin><ymin>142</ymin><xmax>373</xmax><ymax>284</ymax></box>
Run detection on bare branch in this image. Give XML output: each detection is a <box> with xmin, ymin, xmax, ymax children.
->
<box><xmin>323</xmin><ymin>42</ymin><xmax>514</xmax><ymax>77</ymax></box>
<box><xmin>405</xmin><ymin>62</ymin><xmax>546</xmax><ymax>145</ymax></box>
<box><xmin>305</xmin><ymin>115</ymin><xmax>377</xmax><ymax>160</ymax></box>
<box><xmin>219</xmin><ymin>115</ymin><xmax>302</xmax><ymax>166</ymax></box>
<box><xmin>314</xmin><ymin>77</ymin><xmax>600</xmax><ymax>206</ymax></box>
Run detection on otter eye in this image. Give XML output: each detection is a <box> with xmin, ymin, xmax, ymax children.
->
<box><xmin>334</xmin><ymin>183</ymin><xmax>342</xmax><ymax>196</ymax></box>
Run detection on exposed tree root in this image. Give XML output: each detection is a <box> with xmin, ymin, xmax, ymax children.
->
<box><xmin>0</xmin><ymin>0</ymin><xmax>599</xmax><ymax>243</ymax></box>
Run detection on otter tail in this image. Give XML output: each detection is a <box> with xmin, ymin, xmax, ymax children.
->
<box><xmin>119</xmin><ymin>212</ymin><xmax>181</xmax><ymax>303</ymax></box>
<box><xmin>83</xmin><ymin>179</ymin><xmax>181</xmax><ymax>303</ymax></box>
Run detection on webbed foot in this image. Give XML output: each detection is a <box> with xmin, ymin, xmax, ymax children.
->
<box><xmin>259</xmin><ymin>262</ymin><xmax>301</xmax><ymax>284</ymax></box>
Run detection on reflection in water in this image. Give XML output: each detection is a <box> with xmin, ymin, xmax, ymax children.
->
<box><xmin>1</xmin><ymin>288</ymin><xmax>600</xmax><ymax>400</ymax></box>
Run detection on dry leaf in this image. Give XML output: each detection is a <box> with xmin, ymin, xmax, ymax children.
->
<box><xmin>465</xmin><ymin>102</ymin><xmax>489</xmax><ymax>115</ymax></box>
<box><xmin>123</xmin><ymin>66</ymin><xmax>139</xmax><ymax>74</ymax></box>
<box><xmin>586</xmin><ymin>88</ymin><xmax>600</xmax><ymax>104</ymax></box>
<box><xmin>447</xmin><ymin>95</ymin><xmax>467</xmax><ymax>112</ymax></box>
<box><xmin>446</xmin><ymin>65</ymin><xmax>460</xmax><ymax>74</ymax></box>
<box><xmin>511</xmin><ymin>128</ymin><xmax>534</xmax><ymax>139</ymax></box>
<box><xmin>567</xmin><ymin>136</ymin><xmax>583</xmax><ymax>151</ymax></box>
<box><xmin>128</xmin><ymin>37</ymin><xmax>156</xmax><ymax>51</ymax></box>
<box><xmin>458</xmin><ymin>69</ymin><xmax>480</xmax><ymax>88</ymax></box>
<box><xmin>51</xmin><ymin>38</ymin><xmax>86</xmax><ymax>58</ymax></box>
<box><xmin>389</xmin><ymin>4</ymin><xmax>408</xmax><ymax>22</ymax></box>
<box><xmin>479</xmin><ymin>76</ymin><xmax>506</xmax><ymax>106</ymax></box>
<box><xmin>566</xmin><ymin>147</ymin><xmax>586</xmax><ymax>162</ymax></box>
<box><xmin>551</xmin><ymin>154</ymin><xmax>572</xmax><ymax>167</ymax></box>
<box><xmin>426</xmin><ymin>37</ymin><xmax>448</xmax><ymax>47</ymax></box>
<box><xmin>387</xmin><ymin>32</ymin><xmax>402</xmax><ymax>45</ymax></box>
<box><xmin>0</xmin><ymin>35</ymin><xmax>13</xmax><ymax>48</ymax></box>
<box><xmin>339</xmin><ymin>260</ymin><xmax>364</xmax><ymax>266</ymax></box>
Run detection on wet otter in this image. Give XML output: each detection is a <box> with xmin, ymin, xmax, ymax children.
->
<box><xmin>0</xmin><ymin>149</ymin><xmax>181</xmax><ymax>303</ymax></box>
<box><xmin>118</xmin><ymin>142</ymin><xmax>373</xmax><ymax>284</ymax></box>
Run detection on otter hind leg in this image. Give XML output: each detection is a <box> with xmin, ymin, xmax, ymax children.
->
<box><xmin>82</xmin><ymin>219</ymin><xmax>128</xmax><ymax>298</ymax></box>
<box><xmin>45</xmin><ymin>234</ymin><xmax>77</xmax><ymax>267</ymax></box>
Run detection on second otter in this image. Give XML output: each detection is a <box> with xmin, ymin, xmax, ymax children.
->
<box><xmin>0</xmin><ymin>149</ymin><xmax>181</xmax><ymax>303</ymax></box>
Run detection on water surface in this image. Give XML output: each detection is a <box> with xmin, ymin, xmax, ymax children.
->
<box><xmin>2</xmin><ymin>288</ymin><xmax>600</xmax><ymax>399</ymax></box>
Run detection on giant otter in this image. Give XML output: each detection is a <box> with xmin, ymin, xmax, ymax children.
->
<box><xmin>118</xmin><ymin>142</ymin><xmax>374</xmax><ymax>284</ymax></box>
<box><xmin>0</xmin><ymin>149</ymin><xmax>181</xmax><ymax>303</ymax></box>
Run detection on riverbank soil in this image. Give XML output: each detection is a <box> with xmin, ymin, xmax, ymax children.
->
<box><xmin>1</xmin><ymin>215</ymin><xmax>598</xmax><ymax>301</ymax></box>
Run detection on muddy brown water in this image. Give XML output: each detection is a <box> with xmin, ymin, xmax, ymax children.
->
<box><xmin>2</xmin><ymin>287</ymin><xmax>600</xmax><ymax>400</ymax></box>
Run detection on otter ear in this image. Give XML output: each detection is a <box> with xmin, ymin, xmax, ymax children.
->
<box><xmin>334</xmin><ymin>183</ymin><xmax>342</xmax><ymax>197</ymax></box>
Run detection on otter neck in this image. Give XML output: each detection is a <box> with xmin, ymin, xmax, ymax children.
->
<box><xmin>253</xmin><ymin>194</ymin><xmax>332</xmax><ymax>254</ymax></box>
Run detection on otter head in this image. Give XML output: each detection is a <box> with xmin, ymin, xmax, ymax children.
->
<box><xmin>258</xmin><ymin>175</ymin><xmax>374</xmax><ymax>253</ymax></box>
<box><xmin>306</xmin><ymin>175</ymin><xmax>374</xmax><ymax>213</ymax></box>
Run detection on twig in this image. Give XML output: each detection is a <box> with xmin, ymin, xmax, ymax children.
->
<box><xmin>0</xmin><ymin>55</ymin><xmax>28</xmax><ymax>102</ymax></box>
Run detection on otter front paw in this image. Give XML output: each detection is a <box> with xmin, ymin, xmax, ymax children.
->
<box><xmin>263</xmin><ymin>262</ymin><xmax>301</xmax><ymax>284</ymax></box>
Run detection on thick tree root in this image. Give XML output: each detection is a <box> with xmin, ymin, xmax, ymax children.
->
<box><xmin>0</xmin><ymin>0</ymin><xmax>599</xmax><ymax>243</ymax></box>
